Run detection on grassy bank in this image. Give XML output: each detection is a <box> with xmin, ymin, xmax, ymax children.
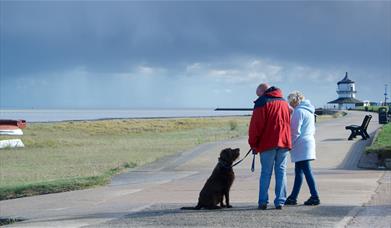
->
<box><xmin>366</xmin><ymin>123</ymin><xmax>391</xmax><ymax>160</ymax></box>
<box><xmin>0</xmin><ymin>117</ymin><xmax>250</xmax><ymax>200</ymax></box>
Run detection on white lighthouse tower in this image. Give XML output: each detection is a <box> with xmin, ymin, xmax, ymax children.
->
<box><xmin>328</xmin><ymin>72</ymin><xmax>362</xmax><ymax>110</ymax></box>
<box><xmin>337</xmin><ymin>72</ymin><xmax>356</xmax><ymax>99</ymax></box>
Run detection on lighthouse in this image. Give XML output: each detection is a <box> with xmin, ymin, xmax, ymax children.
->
<box><xmin>328</xmin><ymin>72</ymin><xmax>362</xmax><ymax>110</ymax></box>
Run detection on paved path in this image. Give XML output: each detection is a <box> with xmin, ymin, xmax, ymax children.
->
<box><xmin>0</xmin><ymin>111</ymin><xmax>389</xmax><ymax>227</ymax></box>
<box><xmin>346</xmin><ymin>171</ymin><xmax>391</xmax><ymax>228</ymax></box>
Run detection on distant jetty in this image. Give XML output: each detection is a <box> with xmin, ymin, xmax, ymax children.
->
<box><xmin>215</xmin><ymin>108</ymin><xmax>253</xmax><ymax>111</ymax></box>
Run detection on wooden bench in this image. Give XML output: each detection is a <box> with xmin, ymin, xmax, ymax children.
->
<box><xmin>345</xmin><ymin>115</ymin><xmax>372</xmax><ymax>140</ymax></box>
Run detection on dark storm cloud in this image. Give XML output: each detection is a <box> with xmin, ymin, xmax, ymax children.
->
<box><xmin>1</xmin><ymin>1</ymin><xmax>390</xmax><ymax>77</ymax></box>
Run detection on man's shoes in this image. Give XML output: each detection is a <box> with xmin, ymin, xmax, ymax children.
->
<box><xmin>304</xmin><ymin>196</ymin><xmax>320</xmax><ymax>206</ymax></box>
<box><xmin>275</xmin><ymin>205</ymin><xmax>283</xmax><ymax>210</ymax></box>
<box><xmin>285</xmin><ymin>197</ymin><xmax>297</xmax><ymax>205</ymax></box>
<box><xmin>258</xmin><ymin>204</ymin><xmax>267</xmax><ymax>210</ymax></box>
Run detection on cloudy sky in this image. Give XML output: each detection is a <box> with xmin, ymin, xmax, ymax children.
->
<box><xmin>1</xmin><ymin>1</ymin><xmax>390</xmax><ymax>109</ymax></box>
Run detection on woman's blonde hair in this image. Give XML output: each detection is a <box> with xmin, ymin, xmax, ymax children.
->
<box><xmin>288</xmin><ymin>91</ymin><xmax>305</xmax><ymax>106</ymax></box>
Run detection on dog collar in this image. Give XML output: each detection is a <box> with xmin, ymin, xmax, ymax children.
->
<box><xmin>218</xmin><ymin>158</ymin><xmax>232</xmax><ymax>170</ymax></box>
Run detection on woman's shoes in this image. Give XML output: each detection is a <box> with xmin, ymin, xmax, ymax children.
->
<box><xmin>285</xmin><ymin>196</ymin><xmax>320</xmax><ymax>205</ymax></box>
<box><xmin>284</xmin><ymin>197</ymin><xmax>297</xmax><ymax>205</ymax></box>
<box><xmin>304</xmin><ymin>196</ymin><xmax>320</xmax><ymax>206</ymax></box>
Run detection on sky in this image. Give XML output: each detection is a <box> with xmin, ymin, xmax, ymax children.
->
<box><xmin>1</xmin><ymin>0</ymin><xmax>390</xmax><ymax>109</ymax></box>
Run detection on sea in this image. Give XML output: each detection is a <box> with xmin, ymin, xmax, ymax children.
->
<box><xmin>0</xmin><ymin>109</ymin><xmax>252</xmax><ymax>122</ymax></box>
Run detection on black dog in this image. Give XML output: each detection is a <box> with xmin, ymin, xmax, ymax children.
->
<box><xmin>181</xmin><ymin>148</ymin><xmax>240</xmax><ymax>210</ymax></box>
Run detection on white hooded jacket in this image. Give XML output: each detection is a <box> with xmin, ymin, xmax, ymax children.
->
<box><xmin>290</xmin><ymin>100</ymin><xmax>316</xmax><ymax>163</ymax></box>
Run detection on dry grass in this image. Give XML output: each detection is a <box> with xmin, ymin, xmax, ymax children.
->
<box><xmin>0</xmin><ymin>116</ymin><xmax>250</xmax><ymax>199</ymax></box>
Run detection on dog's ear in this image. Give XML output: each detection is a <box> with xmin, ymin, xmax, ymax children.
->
<box><xmin>220</xmin><ymin>148</ymin><xmax>231</xmax><ymax>160</ymax></box>
<box><xmin>222</xmin><ymin>148</ymin><xmax>239</xmax><ymax>162</ymax></box>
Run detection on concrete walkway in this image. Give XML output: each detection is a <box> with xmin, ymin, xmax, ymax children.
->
<box><xmin>1</xmin><ymin>111</ymin><xmax>389</xmax><ymax>227</ymax></box>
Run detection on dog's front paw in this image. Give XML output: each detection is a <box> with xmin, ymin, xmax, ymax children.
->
<box><xmin>226</xmin><ymin>204</ymin><xmax>233</xmax><ymax>208</ymax></box>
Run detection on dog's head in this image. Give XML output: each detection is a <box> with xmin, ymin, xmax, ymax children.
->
<box><xmin>220</xmin><ymin>148</ymin><xmax>240</xmax><ymax>164</ymax></box>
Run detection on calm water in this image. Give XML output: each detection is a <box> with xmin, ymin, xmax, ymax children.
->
<box><xmin>0</xmin><ymin>109</ymin><xmax>252</xmax><ymax>122</ymax></box>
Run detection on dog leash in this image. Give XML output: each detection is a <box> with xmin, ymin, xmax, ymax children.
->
<box><xmin>231</xmin><ymin>148</ymin><xmax>256</xmax><ymax>172</ymax></box>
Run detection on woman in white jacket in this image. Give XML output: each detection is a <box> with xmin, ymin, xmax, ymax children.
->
<box><xmin>285</xmin><ymin>91</ymin><xmax>320</xmax><ymax>206</ymax></box>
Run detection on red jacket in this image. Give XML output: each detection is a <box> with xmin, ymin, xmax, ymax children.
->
<box><xmin>248</xmin><ymin>87</ymin><xmax>292</xmax><ymax>153</ymax></box>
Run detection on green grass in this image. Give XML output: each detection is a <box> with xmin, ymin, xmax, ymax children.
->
<box><xmin>0</xmin><ymin>117</ymin><xmax>250</xmax><ymax>200</ymax></box>
<box><xmin>355</xmin><ymin>106</ymin><xmax>389</xmax><ymax>112</ymax></box>
<box><xmin>366</xmin><ymin>123</ymin><xmax>391</xmax><ymax>159</ymax></box>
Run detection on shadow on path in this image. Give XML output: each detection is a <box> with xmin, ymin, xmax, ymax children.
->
<box><xmin>337</xmin><ymin>131</ymin><xmax>377</xmax><ymax>170</ymax></box>
<box><xmin>83</xmin><ymin>203</ymin><xmax>391</xmax><ymax>228</ymax></box>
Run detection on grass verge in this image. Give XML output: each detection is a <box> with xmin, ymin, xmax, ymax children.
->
<box><xmin>0</xmin><ymin>165</ymin><xmax>128</xmax><ymax>200</ymax></box>
<box><xmin>0</xmin><ymin>117</ymin><xmax>249</xmax><ymax>200</ymax></box>
<box><xmin>366</xmin><ymin>123</ymin><xmax>391</xmax><ymax>163</ymax></box>
<box><xmin>355</xmin><ymin>106</ymin><xmax>389</xmax><ymax>112</ymax></box>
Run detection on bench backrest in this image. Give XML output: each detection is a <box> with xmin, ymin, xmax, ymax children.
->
<box><xmin>361</xmin><ymin>115</ymin><xmax>372</xmax><ymax>130</ymax></box>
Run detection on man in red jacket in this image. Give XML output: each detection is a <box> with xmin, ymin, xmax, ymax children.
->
<box><xmin>248</xmin><ymin>83</ymin><xmax>292</xmax><ymax>210</ymax></box>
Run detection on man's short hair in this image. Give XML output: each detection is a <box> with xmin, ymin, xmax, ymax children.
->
<box><xmin>257</xmin><ymin>83</ymin><xmax>270</xmax><ymax>91</ymax></box>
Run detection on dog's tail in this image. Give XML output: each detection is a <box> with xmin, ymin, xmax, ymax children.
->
<box><xmin>180</xmin><ymin>204</ymin><xmax>202</xmax><ymax>210</ymax></box>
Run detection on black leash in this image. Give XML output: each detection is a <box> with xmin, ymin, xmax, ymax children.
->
<box><xmin>231</xmin><ymin>148</ymin><xmax>256</xmax><ymax>172</ymax></box>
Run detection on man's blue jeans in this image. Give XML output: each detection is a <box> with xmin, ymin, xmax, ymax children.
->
<box><xmin>259</xmin><ymin>148</ymin><xmax>289</xmax><ymax>207</ymax></box>
<box><xmin>289</xmin><ymin>160</ymin><xmax>319</xmax><ymax>199</ymax></box>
